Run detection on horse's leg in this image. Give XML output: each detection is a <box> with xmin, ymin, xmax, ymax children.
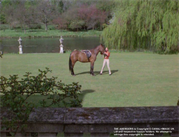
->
<box><xmin>90</xmin><ymin>61</ymin><xmax>95</xmax><ymax>76</ymax></box>
<box><xmin>71</xmin><ymin>61</ymin><xmax>76</xmax><ymax>76</ymax></box>
<box><xmin>69</xmin><ymin>53</ymin><xmax>77</xmax><ymax>76</ymax></box>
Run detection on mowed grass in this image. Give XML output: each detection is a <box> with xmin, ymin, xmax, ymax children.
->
<box><xmin>0</xmin><ymin>52</ymin><xmax>178</xmax><ymax>107</ymax></box>
<box><xmin>0</xmin><ymin>29</ymin><xmax>101</xmax><ymax>38</ymax></box>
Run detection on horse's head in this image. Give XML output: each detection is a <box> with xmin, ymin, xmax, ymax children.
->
<box><xmin>99</xmin><ymin>44</ymin><xmax>105</xmax><ymax>55</ymax></box>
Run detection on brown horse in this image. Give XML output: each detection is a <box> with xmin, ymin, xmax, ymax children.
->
<box><xmin>69</xmin><ymin>44</ymin><xmax>105</xmax><ymax>76</ymax></box>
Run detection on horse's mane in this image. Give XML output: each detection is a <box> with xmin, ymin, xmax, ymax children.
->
<box><xmin>100</xmin><ymin>44</ymin><xmax>105</xmax><ymax>48</ymax></box>
<box><xmin>92</xmin><ymin>44</ymin><xmax>105</xmax><ymax>50</ymax></box>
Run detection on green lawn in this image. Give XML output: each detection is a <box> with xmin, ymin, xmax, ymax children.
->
<box><xmin>0</xmin><ymin>29</ymin><xmax>102</xmax><ymax>38</ymax></box>
<box><xmin>0</xmin><ymin>52</ymin><xmax>178</xmax><ymax>107</ymax></box>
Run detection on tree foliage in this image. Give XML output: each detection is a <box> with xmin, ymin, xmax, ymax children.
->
<box><xmin>54</xmin><ymin>4</ymin><xmax>107</xmax><ymax>31</ymax></box>
<box><xmin>102</xmin><ymin>0</ymin><xmax>179</xmax><ymax>53</ymax></box>
<box><xmin>0</xmin><ymin>0</ymin><xmax>38</xmax><ymax>29</ymax></box>
<box><xmin>35</xmin><ymin>1</ymin><xmax>56</xmax><ymax>31</ymax></box>
<box><xmin>0</xmin><ymin>0</ymin><xmax>114</xmax><ymax>31</ymax></box>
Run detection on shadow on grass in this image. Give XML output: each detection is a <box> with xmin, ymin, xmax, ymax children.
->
<box><xmin>75</xmin><ymin>69</ymin><xmax>118</xmax><ymax>76</ymax></box>
<box><xmin>0</xmin><ymin>89</ymin><xmax>95</xmax><ymax>108</ymax></box>
<box><xmin>79</xmin><ymin>89</ymin><xmax>95</xmax><ymax>101</ymax></box>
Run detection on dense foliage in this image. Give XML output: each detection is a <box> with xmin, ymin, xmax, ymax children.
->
<box><xmin>53</xmin><ymin>4</ymin><xmax>107</xmax><ymax>31</ymax></box>
<box><xmin>0</xmin><ymin>68</ymin><xmax>82</xmax><ymax>135</ymax></box>
<box><xmin>102</xmin><ymin>0</ymin><xmax>179</xmax><ymax>53</ymax></box>
<box><xmin>0</xmin><ymin>0</ymin><xmax>115</xmax><ymax>31</ymax></box>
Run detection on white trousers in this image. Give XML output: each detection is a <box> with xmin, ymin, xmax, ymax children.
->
<box><xmin>100</xmin><ymin>59</ymin><xmax>111</xmax><ymax>74</ymax></box>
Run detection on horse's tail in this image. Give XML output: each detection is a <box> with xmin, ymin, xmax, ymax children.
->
<box><xmin>69</xmin><ymin>53</ymin><xmax>72</xmax><ymax>73</ymax></box>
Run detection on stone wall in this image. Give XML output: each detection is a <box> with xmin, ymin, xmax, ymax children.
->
<box><xmin>0</xmin><ymin>106</ymin><xmax>178</xmax><ymax>137</ymax></box>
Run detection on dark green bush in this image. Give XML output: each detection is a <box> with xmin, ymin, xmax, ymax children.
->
<box><xmin>0</xmin><ymin>68</ymin><xmax>82</xmax><ymax>136</ymax></box>
<box><xmin>29</xmin><ymin>24</ymin><xmax>42</xmax><ymax>29</ymax></box>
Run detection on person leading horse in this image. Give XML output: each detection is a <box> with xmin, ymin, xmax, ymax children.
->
<box><xmin>69</xmin><ymin>44</ymin><xmax>105</xmax><ymax>76</ymax></box>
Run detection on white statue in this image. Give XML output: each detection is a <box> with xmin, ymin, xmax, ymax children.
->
<box><xmin>18</xmin><ymin>37</ymin><xmax>22</xmax><ymax>45</ymax></box>
<box><xmin>59</xmin><ymin>36</ymin><xmax>64</xmax><ymax>53</ymax></box>
<box><xmin>18</xmin><ymin>37</ymin><xmax>23</xmax><ymax>54</ymax></box>
<box><xmin>59</xmin><ymin>36</ymin><xmax>64</xmax><ymax>44</ymax></box>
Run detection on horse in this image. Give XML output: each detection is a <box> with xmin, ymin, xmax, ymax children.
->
<box><xmin>69</xmin><ymin>44</ymin><xmax>105</xmax><ymax>76</ymax></box>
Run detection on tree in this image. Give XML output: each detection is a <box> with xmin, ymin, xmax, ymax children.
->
<box><xmin>78</xmin><ymin>4</ymin><xmax>107</xmax><ymax>30</ymax></box>
<box><xmin>36</xmin><ymin>0</ymin><xmax>56</xmax><ymax>31</ymax></box>
<box><xmin>15</xmin><ymin>2</ymin><xmax>36</xmax><ymax>32</ymax></box>
<box><xmin>0</xmin><ymin>14</ymin><xmax>6</xmax><ymax>24</ymax></box>
<box><xmin>53</xmin><ymin>15</ymin><xmax>68</xmax><ymax>30</ymax></box>
<box><xmin>1</xmin><ymin>1</ymin><xmax>16</xmax><ymax>28</ymax></box>
<box><xmin>101</xmin><ymin>0</ymin><xmax>179</xmax><ymax>53</ymax></box>
<box><xmin>63</xmin><ymin>7</ymin><xmax>84</xmax><ymax>31</ymax></box>
<box><xmin>54</xmin><ymin>3</ymin><xmax>107</xmax><ymax>31</ymax></box>
<box><xmin>51</xmin><ymin>0</ymin><xmax>64</xmax><ymax>14</ymax></box>
<box><xmin>0</xmin><ymin>2</ymin><xmax>6</xmax><ymax>24</ymax></box>
<box><xmin>1</xmin><ymin>0</ymin><xmax>114</xmax><ymax>31</ymax></box>
<box><xmin>1</xmin><ymin>0</ymin><xmax>39</xmax><ymax>30</ymax></box>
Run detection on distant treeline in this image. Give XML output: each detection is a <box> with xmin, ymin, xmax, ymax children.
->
<box><xmin>0</xmin><ymin>0</ymin><xmax>115</xmax><ymax>31</ymax></box>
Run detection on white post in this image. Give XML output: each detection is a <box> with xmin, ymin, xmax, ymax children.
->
<box><xmin>18</xmin><ymin>37</ymin><xmax>23</xmax><ymax>54</ymax></box>
<box><xmin>59</xmin><ymin>36</ymin><xmax>64</xmax><ymax>53</ymax></box>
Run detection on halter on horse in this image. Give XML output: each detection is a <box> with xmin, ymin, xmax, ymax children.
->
<box><xmin>69</xmin><ymin>44</ymin><xmax>105</xmax><ymax>76</ymax></box>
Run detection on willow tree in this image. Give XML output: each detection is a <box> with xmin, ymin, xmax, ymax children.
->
<box><xmin>101</xmin><ymin>0</ymin><xmax>179</xmax><ymax>53</ymax></box>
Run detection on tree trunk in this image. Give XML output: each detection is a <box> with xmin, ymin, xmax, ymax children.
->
<box><xmin>45</xmin><ymin>23</ymin><xmax>48</xmax><ymax>31</ymax></box>
<box><xmin>45</xmin><ymin>16</ymin><xmax>48</xmax><ymax>31</ymax></box>
<box><xmin>23</xmin><ymin>25</ymin><xmax>26</xmax><ymax>33</ymax></box>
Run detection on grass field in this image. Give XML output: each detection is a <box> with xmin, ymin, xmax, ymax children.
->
<box><xmin>0</xmin><ymin>52</ymin><xmax>178</xmax><ymax>107</ymax></box>
<box><xmin>0</xmin><ymin>29</ymin><xmax>102</xmax><ymax>38</ymax></box>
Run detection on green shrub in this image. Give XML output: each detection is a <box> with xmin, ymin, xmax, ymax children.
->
<box><xmin>0</xmin><ymin>68</ymin><xmax>82</xmax><ymax>136</ymax></box>
<box><xmin>29</xmin><ymin>24</ymin><xmax>42</xmax><ymax>29</ymax></box>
